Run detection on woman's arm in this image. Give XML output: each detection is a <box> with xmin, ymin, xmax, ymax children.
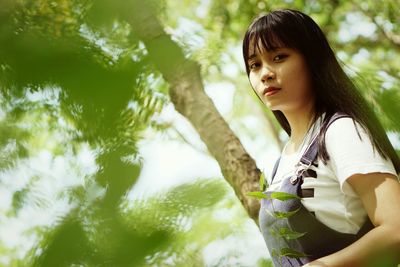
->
<box><xmin>304</xmin><ymin>172</ymin><xmax>400</xmax><ymax>267</ymax></box>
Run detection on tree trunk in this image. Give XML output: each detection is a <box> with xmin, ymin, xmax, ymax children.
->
<box><xmin>130</xmin><ymin>1</ymin><xmax>261</xmax><ymax>223</ymax></box>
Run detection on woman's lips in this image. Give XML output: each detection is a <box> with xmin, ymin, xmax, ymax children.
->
<box><xmin>263</xmin><ymin>87</ymin><xmax>281</xmax><ymax>96</ymax></box>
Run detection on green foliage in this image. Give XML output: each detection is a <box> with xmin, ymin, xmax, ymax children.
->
<box><xmin>270</xmin><ymin>192</ymin><xmax>300</xmax><ymax>201</ymax></box>
<box><xmin>123</xmin><ymin>179</ymin><xmax>234</xmax><ymax>266</ymax></box>
<box><xmin>269</xmin><ymin>228</ymin><xmax>307</xmax><ymax>240</ymax></box>
<box><xmin>247</xmin><ymin>191</ymin><xmax>299</xmax><ymax>201</ymax></box>
<box><xmin>0</xmin><ymin>0</ymin><xmax>170</xmax><ymax>265</ymax></box>
<box><xmin>257</xmin><ymin>257</ymin><xmax>274</xmax><ymax>267</ymax></box>
<box><xmin>279</xmin><ymin>247</ymin><xmax>309</xmax><ymax>259</ymax></box>
<box><xmin>26</xmin><ymin>173</ymin><xmax>230</xmax><ymax>267</ymax></box>
<box><xmin>247</xmin><ymin>191</ymin><xmax>268</xmax><ymax>199</ymax></box>
<box><xmin>1</xmin><ymin>0</ymin><xmax>400</xmax><ymax>265</ymax></box>
<box><xmin>271</xmin><ymin>248</ymin><xmax>309</xmax><ymax>266</ymax></box>
<box><xmin>269</xmin><ymin>207</ymin><xmax>301</xmax><ymax>219</ymax></box>
<box><xmin>0</xmin><ymin>110</ymin><xmax>30</xmax><ymax>170</ymax></box>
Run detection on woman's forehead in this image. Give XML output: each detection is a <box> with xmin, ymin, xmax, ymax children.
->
<box><xmin>248</xmin><ymin>37</ymin><xmax>284</xmax><ymax>56</ymax></box>
<box><xmin>247</xmin><ymin>34</ymin><xmax>286</xmax><ymax>55</ymax></box>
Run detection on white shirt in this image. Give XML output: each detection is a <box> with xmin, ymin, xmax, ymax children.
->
<box><xmin>267</xmin><ymin>117</ymin><xmax>397</xmax><ymax>234</ymax></box>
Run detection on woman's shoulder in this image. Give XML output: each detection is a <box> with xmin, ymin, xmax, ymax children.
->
<box><xmin>325</xmin><ymin>116</ymin><xmax>365</xmax><ymax>143</ymax></box>
<box><xmin>323</xmin><ymin>115</ymin><xmax>396</xmax><ymax>185</ymax></box>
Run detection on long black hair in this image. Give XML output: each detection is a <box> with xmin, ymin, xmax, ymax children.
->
<box><xmin>242</xmin><ymin>9</ymin><xmax>400</xmax><ymax>173</ymax></box>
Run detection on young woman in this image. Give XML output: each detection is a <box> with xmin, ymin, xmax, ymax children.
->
<box><xmin>242</xmin><ymin>9</ymin><xmax>400</xmax><ymax>267</ymax></box>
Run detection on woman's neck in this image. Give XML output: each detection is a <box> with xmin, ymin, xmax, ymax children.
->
<box><xmin>283</xmin><ymin>106</ymin><xmax>316</xmax><ymax>154</ymax></box>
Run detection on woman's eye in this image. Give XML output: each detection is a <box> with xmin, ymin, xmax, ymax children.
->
<box><xmin>249</xmin><ymin>62</ymin><xmax>260</xmax><ymax>70</ymax></box>
<box><xmin>273</xmin><ymin>54</ymin><xmax>288</xmax><ymax>62</ymax></box>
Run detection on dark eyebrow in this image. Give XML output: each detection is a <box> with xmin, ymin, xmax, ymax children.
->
<box><xmin>248</xmin><ymin>54</ymin><xmax>257</xmax><ymax>60</ymax></box>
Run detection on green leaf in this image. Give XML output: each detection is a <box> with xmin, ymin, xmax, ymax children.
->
<box><xmin>246</xmin><ymin>191</ymin><xmax>268</xmax><ymax>199</ymax></box>
<box><xmin>271</xmin><ymin>248</ymin><xmax>279</xmax><ymax>258</ymax></box>
<box><xmin>270</xmin><ymin>192</ymin><xmax>300</xmax><ymax>201</ymax></box>
<box><xmin>246</xmin><ymin>191</ymin><xmax>299</xmax><ymax>201</ymax></box>
<box><xmin>270</xmin><ymin>228</ymin><xmax>307</xmax><ymax>240</ymax></box>
<box><xmin>259</xmin><ymin>171</ymin><xmax>267</xmax><ymax>191</ymax></box>
<box><xmin>271</xmin><ymin>207</ymin><xmax>301</xmax><ymax>219</ymax></box>
<box><xmin>280</xmin><ymin>247</ymin><xmax>309</xmax><ymax>258</ymax></box>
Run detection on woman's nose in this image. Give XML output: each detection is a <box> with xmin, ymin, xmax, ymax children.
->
<box><xmin>261</xmin><ymin>67</ymin><xmax>275</xmax><ymax>83</ymax></box>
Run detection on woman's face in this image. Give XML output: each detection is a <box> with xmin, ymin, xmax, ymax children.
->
<box><xmin>247</xmin><ymin>41</ymin><xmax>315</xmax><ymax>113</ymax></box>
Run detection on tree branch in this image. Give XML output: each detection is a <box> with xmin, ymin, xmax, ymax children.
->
<box><xmin>129</xmin><ymin>0</ymin><xmax>262</xmax><ymax>222</ymax></box>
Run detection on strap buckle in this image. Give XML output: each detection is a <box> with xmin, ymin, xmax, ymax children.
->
<box><xmin>294</xmin><ymin>160</ymin><xmax>312</xmax><ymax>177</ymax></box>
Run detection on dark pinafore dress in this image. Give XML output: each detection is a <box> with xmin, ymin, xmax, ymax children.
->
<box><xmin>259</xmin><ymin>113</ymin><xmax>374</xmax><ymax>266</ymax></box>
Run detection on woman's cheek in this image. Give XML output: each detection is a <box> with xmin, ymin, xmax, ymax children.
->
<box><xmin>249</xmin><ymin>73</ymin><xmax>258</xmax><ymax>89</ymax></box>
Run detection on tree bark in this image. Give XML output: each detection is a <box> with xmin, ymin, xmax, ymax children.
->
<box><xmin>130</xmin><ymin>1</ymin><xmax>261</xmax><ymax>222</ymax></box>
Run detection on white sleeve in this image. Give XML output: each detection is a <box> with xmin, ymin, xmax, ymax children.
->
<box><xmin>325</xmin><ymin>118</ymin><xmax>397</xmax><ymax>196</ymax></box>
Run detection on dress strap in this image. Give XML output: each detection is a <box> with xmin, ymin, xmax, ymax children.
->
<box><xmin>270</xmin><ymin>156</ymin><xmax>281</xmax><ymax>183</ymax></box>
<box><xmin>271</xmin><ymin>112</ymin><xmax>350</xmax><ymax>183</ymax></box>
<box><xmin>297</xmin><ymin>112</ymin><xmax>350</xmax><ymax>175</ymax></box>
